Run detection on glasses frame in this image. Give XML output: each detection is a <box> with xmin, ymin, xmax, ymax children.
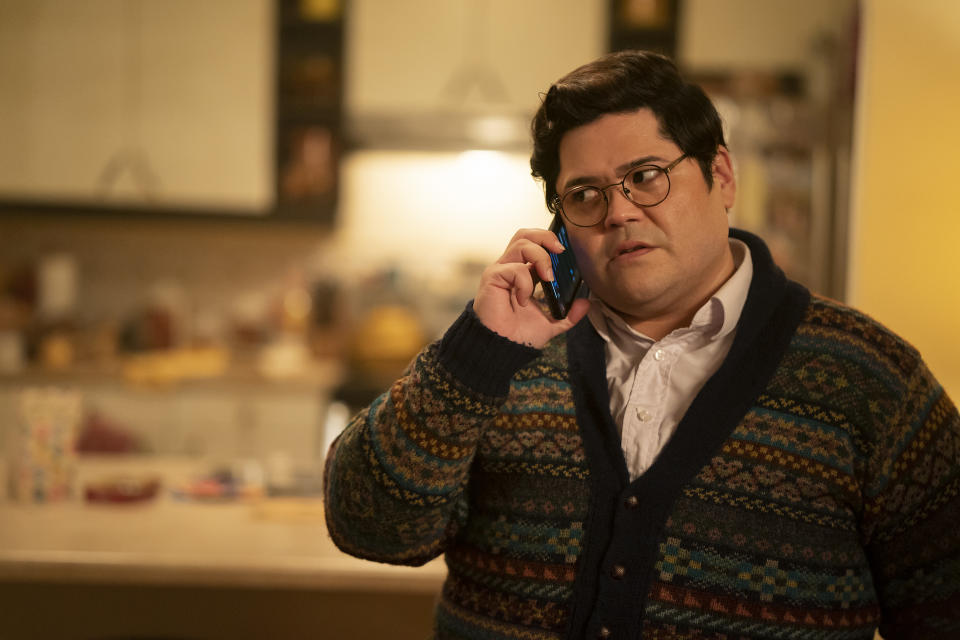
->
<box><xmin>552</xmin><ymin>153</ymin><xmax>688</xmax><ymax>227</ymax></box>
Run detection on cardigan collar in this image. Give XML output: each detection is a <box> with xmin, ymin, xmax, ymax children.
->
<box><xmin>566</xmin><ymin>227</ymin><xmax>809</xmax><ymax>481</ymax></box>
<box><xmin>562</xmin><ymin>228</ymin><xmax>812</xmax><ymax>638</ymax></box>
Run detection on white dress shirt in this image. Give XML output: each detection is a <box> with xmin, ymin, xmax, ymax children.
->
<box><xmin>587</xmin><ymin>239</ymin><xmax>753</xmax><ymax>480</ymax></box>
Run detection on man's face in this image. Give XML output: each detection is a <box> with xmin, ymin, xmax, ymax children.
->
<box><xmin>555</xmin><ymin>108</ymin><xmax>737</xmax><ymax>333</ymax></box>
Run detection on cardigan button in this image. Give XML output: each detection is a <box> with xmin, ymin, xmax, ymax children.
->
<box><xmin>624</xmin><ymin>495</ymin><xmax>639</xmax><ymax>509</ymax></box>
<box><xmin>597</xmin><ymin>626</ymin><xmax>611</xmax><ymax>639</ymax></box>
<box><xmin>611</xmin><ymin>564</ymin><xmax>626</xmax><ymax>579</ymax></box>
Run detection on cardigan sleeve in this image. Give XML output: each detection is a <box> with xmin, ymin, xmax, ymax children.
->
<box><xmin>863</xmin><ymin>360</ymin><xmax>960</xmax><ymax>638</ymax></box>
<box><xmin>323</xmin><ymin>305</ymin><xmax>539</xmax><ymax>566</ymax></box>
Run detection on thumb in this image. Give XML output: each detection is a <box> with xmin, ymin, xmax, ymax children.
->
<box><xmin>552</xmin><ymin>298</ymin><xmax>591</xmax><ymax>334</ymax></box>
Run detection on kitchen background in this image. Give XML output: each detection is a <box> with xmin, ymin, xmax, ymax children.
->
<box><xmin>0</xmin><ymin>0</ymin><xmax>957</xmax><ymax>638</ymax></box>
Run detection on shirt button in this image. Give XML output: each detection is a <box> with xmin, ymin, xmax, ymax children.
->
<box><xmin>624</xmin><ymin>495</ymin><xmax>639</xmax><ymax>509</ymax></box>
<box><xmin>636</xmin><ymin>407</ymin><xmax>652</xmax><ymax>422</ymax></box>
<box><xmin>611</xmin><ymin>564</ymin><xmax>626</xmax><ymax>579</ymax></box>
<box><xmin>598</xmin><ymin>626</ymin><xmax>611</xmax><ymax>639</ymax></box>
<box><xmin>653</xmin><ymin>348</ymin><xmax>665</xmax><ymax>361</ymax></box>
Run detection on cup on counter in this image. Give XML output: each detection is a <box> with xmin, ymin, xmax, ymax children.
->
<box><xmin>10</xmin><ymin>387</ymin><xmax>82</xmax><ymax>503</ymax></box>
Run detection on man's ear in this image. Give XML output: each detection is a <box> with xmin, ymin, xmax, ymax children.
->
<box><xmin>711</xmin><ymin>146</ymin><xmax>736</xmax><ymax>210</ymax></box>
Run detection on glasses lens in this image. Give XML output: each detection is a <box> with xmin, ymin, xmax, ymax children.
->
<box><xmin>623</xmin><ymin>166</ymin><xmax>669</xmax><ymax>207</ymax></box>
<box><xmin>561</xmin><ymin>187</ymin><xmax>606</xmax><ymax>226</ymax></box>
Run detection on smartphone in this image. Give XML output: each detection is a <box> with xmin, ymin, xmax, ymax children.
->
<box><xmin>541</xmin><ymin>215</ymin><xmax>585</xmax><ymax>319</ymax></box>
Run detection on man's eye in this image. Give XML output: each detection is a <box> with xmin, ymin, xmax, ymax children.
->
<box><xmin>571</xmin><ymin>188</ymin><xmax>601</xmax><ymax>204</ymax></box>
<box><xmin>629</xmin><ymin>167</ymin><xmax>660</xmax><ymax>185</ymax></box>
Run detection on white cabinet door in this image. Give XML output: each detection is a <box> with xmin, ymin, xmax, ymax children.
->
<box><xmin>0</xmin><ymin>0</ymin><xmax>274</xmax><ymax>211</ymax></box>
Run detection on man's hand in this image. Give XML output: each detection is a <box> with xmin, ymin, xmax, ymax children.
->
<box><xmin>474</xmin><ymin>228</ymin><xmax>590</xmax><ymax>349</ymax></box>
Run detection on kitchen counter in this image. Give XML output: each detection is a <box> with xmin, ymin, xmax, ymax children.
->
<box><xmin>0</xmin><ymin>457</ymin><xmax>446</xmax><ymax>593</ymax></box>
<box><xmin>0</xmin><ymin>499</ymin><xmax>446</xmax><ymax>594</ymax></box>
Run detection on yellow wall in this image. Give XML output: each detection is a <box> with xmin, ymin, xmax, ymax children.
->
<box><xmin>850</xmin><ymin>0</ymin><xmax>960</xmax><ymax>397</ymax></box>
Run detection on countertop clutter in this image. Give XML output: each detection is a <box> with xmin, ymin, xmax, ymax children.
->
<box><xmin>0</xmin><ymin>455</ymin><xmax>445</xmax><ymax>592</ymax></box>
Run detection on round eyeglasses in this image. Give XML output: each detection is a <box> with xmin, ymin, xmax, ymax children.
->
<box><xmin>552</xmin><ymin>154</ymin><xmax>688</xmax><ymax>227</ymax></box>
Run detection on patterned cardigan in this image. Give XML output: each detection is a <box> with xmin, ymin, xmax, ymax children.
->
<box><xmin>324</xmin><ymin>230</ymin><xmax>960</xmax><ymax>639</ymax></box>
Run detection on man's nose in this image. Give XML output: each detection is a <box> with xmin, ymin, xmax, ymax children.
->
<box><xmin>603</xmin><ymin>186</ymin><xmax>646</xmax><ymax>227</ymax></box>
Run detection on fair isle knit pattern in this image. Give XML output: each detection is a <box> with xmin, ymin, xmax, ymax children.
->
<box><xmin>324</xmin><ymin>230</ymin><xmax>960</xmax><ymax>639</ymax></box>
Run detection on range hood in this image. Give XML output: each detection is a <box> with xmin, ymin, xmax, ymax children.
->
<box><xmin>344</xmin><ymin>0</ymin><xmax>535</xmax><ymax>152</ymax></box>
<box><xmin>345</xmin><ymin>107</ymin><xmax>532</xmax><ymax>151</ymax></box>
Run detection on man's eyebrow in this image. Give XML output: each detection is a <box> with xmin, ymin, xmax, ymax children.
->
<box><xmin>560</xmin><ymin>174</ymin><xmax>602</xmax><ymax>192</ymax></box>
<box><xmin>560</xmin><ymin>155</ymin><xmax>666</xmax><ymax>192</ymax></box>
<box><xmin>614</xmin><ymin>155</ymin><xmax>666</xmax><ymax>175</ymax></box>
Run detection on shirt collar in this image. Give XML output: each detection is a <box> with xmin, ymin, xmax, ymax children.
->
<box><xmin>587</xmin><ymin>238</ymin><xmax>753</xmax><ymax>343</ymax></box>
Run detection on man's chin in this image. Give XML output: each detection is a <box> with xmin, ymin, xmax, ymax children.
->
<box><xmin>603</xmin><ymin>283</ymin><xmax>667</xmax><ymax>310</ymax></box>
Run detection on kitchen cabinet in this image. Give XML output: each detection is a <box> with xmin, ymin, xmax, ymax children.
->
<box><xmin>0</xmin><ymin>0</ymin><xmax>273</xmax><ymax>212</ymax></box>
<box><xmin>0</xmin><ymin>0</ymin><xmax>346</xmax><ymax>222</ymax></box>
<box><xmin>0</xmin><ymin>582</ymin><xmax>438</xmax><ymax>640</ymax></box>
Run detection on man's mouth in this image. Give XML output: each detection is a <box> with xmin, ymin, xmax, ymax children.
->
<box><xmin>614</xmin><ymin>241</ymin><xmax>653</xmax><ymax>258</ymax></box>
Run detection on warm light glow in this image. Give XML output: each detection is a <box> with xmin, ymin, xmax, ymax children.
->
<box><xmin>851</xmin><ymin>0</ymin><xmax>960</xmax><ymax>396</ymax></box>
<box><xmin>465</xmin><ymin>116</ymin><xmax>527</xmax><ymax>148</ymax></box>
<box><xmin>335</xmin><ymin>149</ymin><xmax>549</xmax><ymax>276</ymax></box>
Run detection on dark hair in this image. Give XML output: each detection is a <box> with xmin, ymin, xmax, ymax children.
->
<box><xmin>530</xmin><ymin>50</ymin><xmax>726</xmax><ymax>212</ymax></box>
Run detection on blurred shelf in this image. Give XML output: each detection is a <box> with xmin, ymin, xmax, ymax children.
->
<box><xmin>0</xmin><ymin>358</ymin><xmax>344</xmax><ymax>395</ymax></box>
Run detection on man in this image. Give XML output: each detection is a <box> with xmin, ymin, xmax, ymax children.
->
<box><xmin>324</xmin><ymin>51</ymin><xmax>960</xmax><ymax>639</ymax></box>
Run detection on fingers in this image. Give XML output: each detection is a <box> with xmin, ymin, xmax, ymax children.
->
<box><xmin>481</xmin><ymin>262</ymin><xmax>537</xmax><ymax>307</ymax></box>
<box><xmin>474</xmin><ymin>227</ymin><xmax>581</xmax><ymax>348</ymax></box>
<box><xmin>531</xmin><ymin>298</ymin><xmax>591</xmax><ymax>345</ymax></box>
<box><xmin>498</xmin><ymin>229</ymin><xmax>566</xmax><ymax>283</ymax></box>
<box><xmin>506</xmin><ymin>228</ymin><xmax>566</xmax><ymax>253</ymax></box>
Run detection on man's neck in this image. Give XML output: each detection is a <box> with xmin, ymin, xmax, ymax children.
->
<box><xmin>621</xmin><ymin>300</ymin><xmax>709</xmax><ymax>342</ymax></box>
<box><xmin>620</xmin><ymin>246</ymin><xmax>740</xmax><ymax>341</ymax></box>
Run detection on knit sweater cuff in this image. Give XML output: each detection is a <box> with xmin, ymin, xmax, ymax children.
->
<box><xmin>438</xmin><ymin>302</ymin><xmax>541</xmax><ymax>398</ymax></box>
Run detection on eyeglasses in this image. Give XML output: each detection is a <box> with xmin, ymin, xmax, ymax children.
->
<box><xmin>552</xmin><ymin>154</ymin><xmax>688</xmax><ymax>227</ymax></box>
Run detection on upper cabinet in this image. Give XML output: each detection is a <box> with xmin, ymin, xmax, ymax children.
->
<box><xmin>342</xmin><ymin>0</ymin><xmax>605</xmax><ymax>150</ymax></box>
<box><xmin>0</xmin><ymin>0</ymin><xmax>345</xmax><ymax>222</ymax></box>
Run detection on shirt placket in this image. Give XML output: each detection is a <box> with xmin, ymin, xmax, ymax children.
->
<box><xmin>622</xmin><ymin>344</ymin><xmax>676</xmax><ymax>477</ymax></box>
